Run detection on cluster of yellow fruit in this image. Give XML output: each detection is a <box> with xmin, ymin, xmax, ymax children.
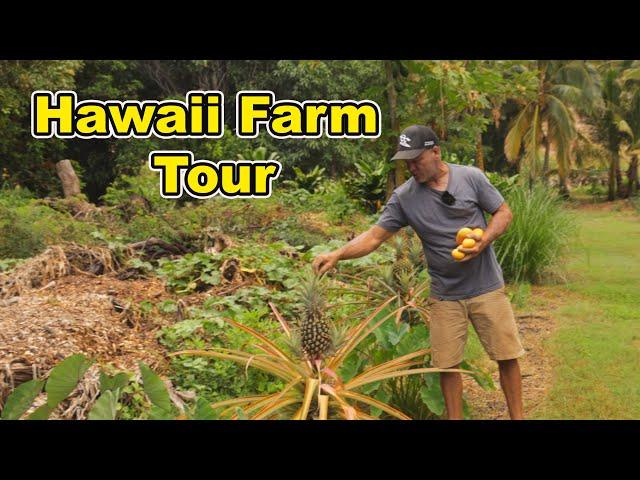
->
<box><xmin>451</xmin><ymin>227</ymin><xmax>484</xmax><ymax>261</ymax></box>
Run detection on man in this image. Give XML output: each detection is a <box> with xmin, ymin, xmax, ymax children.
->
<box><xmin>312</xmin><ymin>125</ymin><xmax>525</xmax><ymax>420</ymax></box>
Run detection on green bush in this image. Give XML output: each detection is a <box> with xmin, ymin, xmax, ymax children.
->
<box><xmin>0</xmin><ymin>206</ymin><xmax>45</xmax><ymax>258</ymax></box>
<box><xmin>343</xmin><ymin>156</ymin><xmax>389</xmax><ymax>213</ymax></box>
<box><xmin>485</xmin><ymin>171</ymin><xmax>520</xmax><ymax>197</ymax></box>
<box><xmin>268</xmin><ymin>217</ymin><xmax>327</xmax><ymax>250</ymax></box>
<box><xmin>281</xmin><ymin>165</ymin><xmax>326</xmax><ymax>193</ymax></box>
<box><xmin>494</xmin><ymin>182</ymin><xmax>575</xmax><ymax>283</ymax></box>
<box><xmin>0</xmin><ymin>187</ymin><xmax>97</xmax><ymax>259</ymax></box>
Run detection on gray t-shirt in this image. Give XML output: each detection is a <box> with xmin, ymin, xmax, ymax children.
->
<box><xmin>376</xmin><ymin>163</ymin><xmax>505</xmax><ymax>300</ymax></box>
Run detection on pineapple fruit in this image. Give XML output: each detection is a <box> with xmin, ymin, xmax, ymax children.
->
<box><xmin>297</xmin><ymin>274</ymin><xmax>333</xmax><ymax>362</ymax></box>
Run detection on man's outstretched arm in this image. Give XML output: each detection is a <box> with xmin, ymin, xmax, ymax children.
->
<box><xmin>312</xmin><ymin>225</ymin><xmax>396</xmax><ymax>275</ymax></box>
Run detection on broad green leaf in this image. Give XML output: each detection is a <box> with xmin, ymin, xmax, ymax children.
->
<box><xmin>193</xmin><ymin>398</ymin><xmax>219</xmax><ymax>420</ymax></box>
<box><xmin>148</xmin><ymin>405</ymin><xmax>175</xmax><ymax>420</ymax></box>
<box><xmin>397</xmin><ymin>324</ymin><xmax>429</xmax><ymax>356</ymax></box>
<box><xmin>45</xmin><ymin>354</ymin><xmax>94</xmax><ymax>407</ymax></box>
<box><xmin>420</xmin><ymin>383</ymin><xmax>445</xmax><ymax>416</ymax></box>
<box><xmin>387</xmin><ymin>322</ymin><xmax>410</xmax><ymax>346</ymax></box>
<box><xmin>139</xmin><ymin>362</ymin><xmax>172</xmax><ymax>412</ymax></box>
<box><xmin>360</xmin><ymin>380</ymin><xmax>381</xmax><ymax>396</ymax></box>
<box><xmin>370</xmin><ymin>388</ymin><xmax>391</xmax><ymax>418</ymax></box>
<box><xmin>372</xmin><ymin>319</ymin><xmax>393</xmax><ymax>350</ymax></box>
<box><xmin>1</xmin><ymin>379</ymin><xmax>44</xmax><ymax>420</ymax></box>
<box><xmin>99</xmin><ymin>372</ymin><xmax>129</xmax><ymax>395</ymax></box>
<box><xmin>88</xmin><ymin>390</ymin><xmax>119</xmax><ymax>420</ymax></box>
<box><xmin>338</xmin><ymin>354</ymin><xmax>363</xmax><ymax>383</ymax></box>
<box><xmin>27</xmin><ymin>404</ymin><xmax>54</xmax><ymax>420</ymax></box>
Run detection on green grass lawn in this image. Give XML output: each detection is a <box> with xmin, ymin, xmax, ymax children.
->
<box><xmin>532</xmin><ymin>206</ymin><xmax>640</xmax><ymax>419</ymax></box>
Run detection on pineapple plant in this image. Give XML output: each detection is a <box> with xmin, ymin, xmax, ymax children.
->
<box><xmin>170</xmin><ymin>291</ymin><xmax>469</xmax><ymax>419</ymax></box>
<box><xmin>391</xmin><ymin>234</ymin><xmax>413</xmax><ymax>283</ymax></box>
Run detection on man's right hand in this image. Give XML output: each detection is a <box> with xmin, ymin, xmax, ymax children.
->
<box><xmin>312</xmin><ymin>252</ymin><xmax>340</xmax><ymax>276</ymax></box>
<box><xmin>311</xmin><ymin>226</ymin><xmax>393</xmax><ymax>276</ymax></box>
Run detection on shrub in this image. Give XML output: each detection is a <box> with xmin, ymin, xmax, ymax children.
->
<box><xmin>281</xmin><ymin>165</ymin><xmax>326</xmax><ymax>193</ymax></box>
<box><xmin>485</xmin><ymin>171</ymin><xmax>520</xmax><ymax>197</ymax></box>
<box><xmin>494</xmin><ymin>182</ymin><xmax>575</xmax><ymax>283</ymax></box>
<box><xmin>0</xmin><ymin>187</ymin><xmax>98</xmax><ymax>259</ymax></box>
<box><xmin>343</xmin><ymin>156</ymin><xmax>389</xmax><ymax>213</ymax></box>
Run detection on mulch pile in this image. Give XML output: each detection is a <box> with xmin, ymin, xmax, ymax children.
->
<box><xmin>0</xmin><ymin>261</ymin><xmax>175</xmax><ymax>418</ymax></box>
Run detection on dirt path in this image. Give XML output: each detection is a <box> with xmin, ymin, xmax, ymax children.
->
<box><xmin>463</xmin><ymin>285</ymin><xmax>564</xmax><ymax>419</ymax></box>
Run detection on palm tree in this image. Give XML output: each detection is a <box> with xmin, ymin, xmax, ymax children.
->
<box><xmin>595</xmin><ymin>61</ymin><xmax>640</xmax><ymax>200</ymax></box>
<box><xmin>621</xmin><ymin>64</ymin><xmax>640</xmax><ymax>197</ymax></box>
<box><xmin>504</xmin><ymin>61</ymin><xmax>601</xmax><ymax>196</ymax></box>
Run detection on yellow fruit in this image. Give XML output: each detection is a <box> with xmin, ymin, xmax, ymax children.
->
<box><xmin>456</xmin><ymin>227</ymin><xmax>473</xmax><ymax>245</ymax></box>
<box><xmin>451</xmin><ymin>248</ymin><xmax>465</xmax><ymax>260</ymax></box>
<box><xmin>462</xmin><ymin>238</ymin><xmax>476</xmax><ymax>248</ymax></box>
<box><xmin>472</xmin><ymin>228</ymin><xmax>484</xmax><ymax>238</ymax></box>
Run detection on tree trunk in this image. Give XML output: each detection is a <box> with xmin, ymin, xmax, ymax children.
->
<box><xmin>542</xmin><ymin>136</ymin><xmax>550</xmax><ymax>177</ymax></box>
<box><xmin>385</xmin><ymin>61</ymin><xmax>404</xmax><ymax>200</ymax></box>
<box><xmin>558</xmin><ymin>177</ymin><xmax>570</xmax><ymax>199</ymax></box>
<box><xmin>475</xmin><ymin>131</ymin><xmax>485</xmax><ymax>171</ymax></box>
<box><xmin>55</xmin><ymin>160</ymin><xmax>81</xmax><ymax>198</ymax></box>
<box><xmin>615</xmin><ymin>157</ymin><xmax>624</xmax><ymax>198</ymax></box>
<box><xmin>608</xmin><ymin>152</ymin><xmax>617</xmax><ymax>201</ymax></box>
<box><xmin>628</xmin><ymin>155</ymin><xmax>638</xmax><ymax>197</ymax></box>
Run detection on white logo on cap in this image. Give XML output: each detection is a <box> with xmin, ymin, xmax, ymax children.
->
<box><xmin>424</xmin><ymin>140</ymin><xmax>434</xmax><ymax>147</ymax></box>
<box><xmin>399</xmin><ymin>134</ymin><xmax>411</xmax><ymax>148</ymax></box>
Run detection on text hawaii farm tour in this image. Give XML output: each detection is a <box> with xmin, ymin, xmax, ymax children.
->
<box><xmin>31</xmin><ymin>90</ymin><xmax>382</xmax><ymax>199</ymax></box>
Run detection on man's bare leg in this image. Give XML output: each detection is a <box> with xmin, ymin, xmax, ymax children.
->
<box><xmin>497</xmin><ymin>358</ymin><xmax>524</xmax><ymax>419</ymax></box>
<box><xmin>440</xmin><ymin>369</ymin><xmax>464</xmax><ymax>420</ymax></box>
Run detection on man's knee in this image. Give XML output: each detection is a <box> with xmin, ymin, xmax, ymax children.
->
<box><xmin>497</xmin><ymin>358</ymin><xmax>519</xmax><ymax>369</ymax></box>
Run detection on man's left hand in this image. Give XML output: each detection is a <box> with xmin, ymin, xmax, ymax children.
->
<box><xmin>457</xmin><ymin>233</ymin><xmax>487</xmax><ymax>262</ymax></box>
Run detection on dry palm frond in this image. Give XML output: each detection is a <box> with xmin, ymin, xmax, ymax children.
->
<box><xmin>0</xmin><ymin>246</ymin><xmax>69</xmax><ymax>299</ymax></box>
<box><xmin>0</xmin><ymin>244</ymin><xmax>118</xmax><ymax>299</ymax></box>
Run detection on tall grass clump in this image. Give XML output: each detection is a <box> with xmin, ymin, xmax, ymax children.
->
<box><xmin>494</xmin><ymin>182</ymin><xmax>575</xmax><ymax>283</ymax></box>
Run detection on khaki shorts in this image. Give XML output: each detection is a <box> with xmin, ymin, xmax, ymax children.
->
<box><xmin>427</xmin><ymin>286</ymin><xmax>525</xmax><ymax>368</ymax></box>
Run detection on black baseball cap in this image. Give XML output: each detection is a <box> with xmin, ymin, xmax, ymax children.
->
<box><xmin>391</xmin><ymin>125</ymin><xmax>439</xmax><ymax>161</ymax></box>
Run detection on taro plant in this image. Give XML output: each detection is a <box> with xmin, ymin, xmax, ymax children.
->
<box><xmin>281</xmin><ymin>165</ymin><xmax>326</xmax><ymax>193</ymax></box>
<box><xmin>1</xmin><ymin>354</ymin><xmax>94</xmax><ymax>420</ymax></box>
<box><xmin>343</xmin><ymin>156</ymin><xmax>389</xmax><ymax>213</ymax></box>
<box><xmin>236</xmin><ymin>146</ymin><xmax>281</xmax><ymax>163</ymax></box>
<box><xmin>171</xmin><ymin>272</ymin><xmax>470</xmax><ymax>419</ymax></box>
<box><xmin>0</xmin><ymin>354</ymin><xmax>219</xmax><ymax>420</ymax></box>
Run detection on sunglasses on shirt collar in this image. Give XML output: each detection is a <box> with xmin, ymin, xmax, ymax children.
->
<box><xmin>441</xmin><ymin>191</ymin><xmax>456</xmax><ymax>205</ymax></box>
